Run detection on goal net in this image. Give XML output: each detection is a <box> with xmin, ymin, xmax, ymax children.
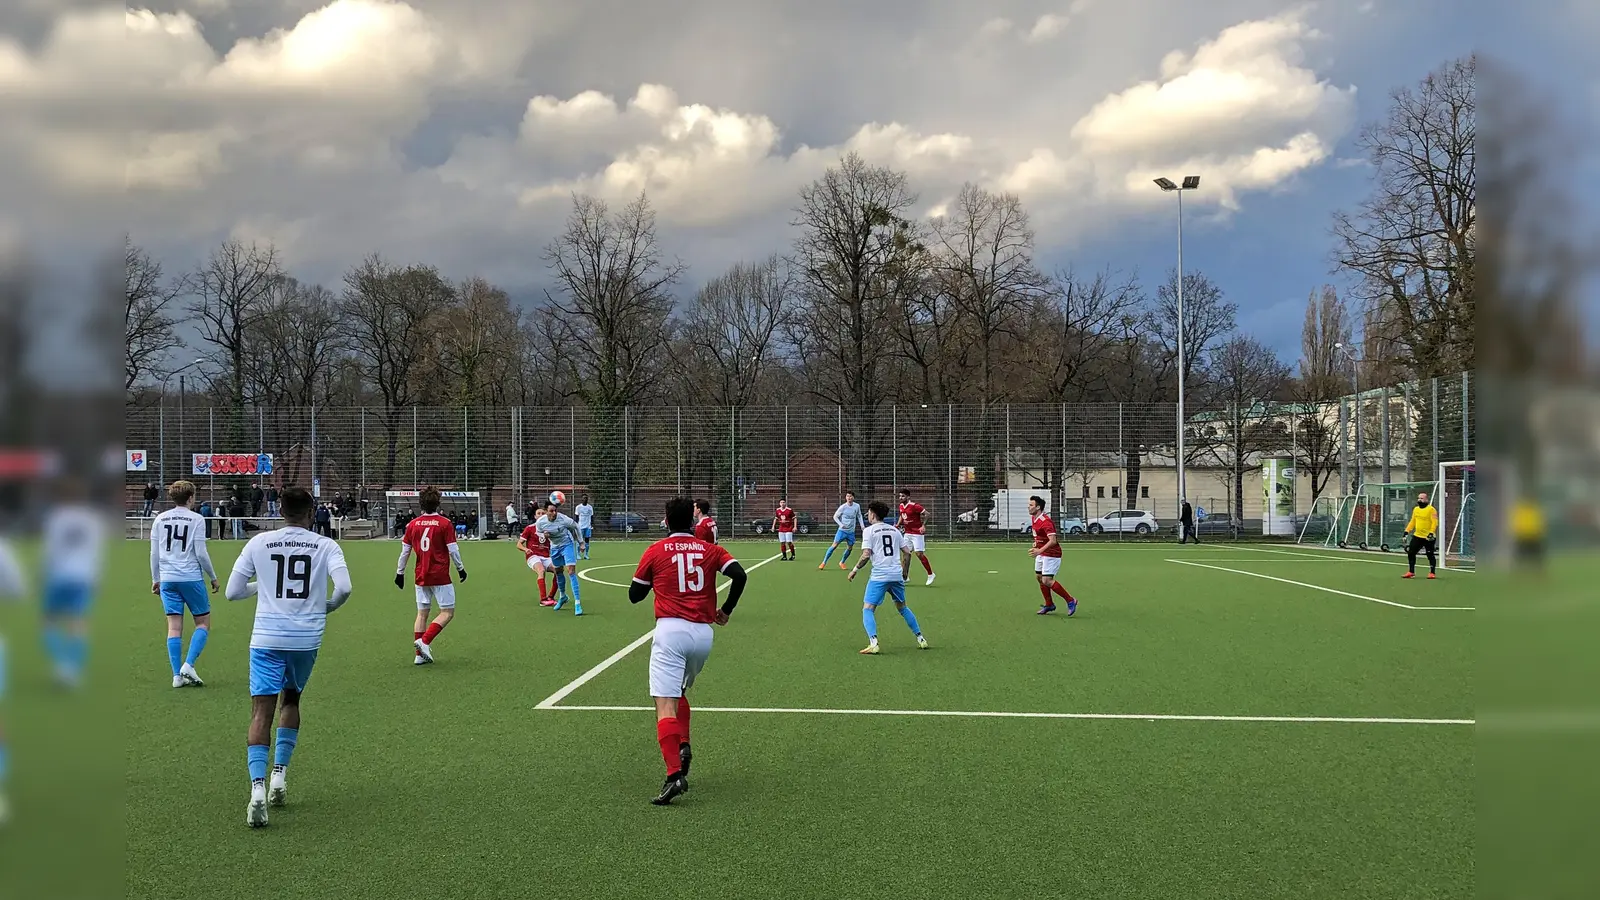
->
<box><xmin>1437</xmin><ymin>461</ymin><xmax>1476</xmax><ymax>569</ymax></box>
<box><xmin>1328</xmin><ymin>481</ymin><xmax>1441</xmax><ymax>551</ymax></box>
<box><xmin>1297</xmin><ymin>495</ymin><xmax>1348</xmax><ymax>547</ymax></box>
<box><xmin>384</xmin><ymin>490</ymin><xmax>487</xmax><ymax>540</ymax></box>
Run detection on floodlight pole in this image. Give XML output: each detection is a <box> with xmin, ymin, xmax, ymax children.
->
<box><xmin>1337</xmin><ymin>343</ymin><xmax>1361</xmax><ymax>489</ymax></box>
<box><xmin>1155</xmin><ymin>176</ymin><xmax>1199</xmax><ymax>538</ymax></box>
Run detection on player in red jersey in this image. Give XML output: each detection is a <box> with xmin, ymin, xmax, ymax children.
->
<box><xmin>896</xmin><ymin>489</ymin><xmax>936</xmax><ymax>586</ymax></box>
<box><xmin>772</xmin><ymin>498</ymin><xmax>797</xmax><ymax>561</ymax></box>
<box><xmin>395</xmin><ymin>487</ymin><xmax>468</xmax><ymax>663</ymax></box>
<box><xmin>1027</xmin><ymin>495</ymin><xmax>1078</xmax><ymax>616</ymax></box>
<box><xmin>629</xmin><ymin>497</ymin><xmax>749</xmax><ymax>805</ymax></box>
<box><xmin>517</xmin><ymin>518</ymin><xmax>557</xmax><ymax>607</ymax></box>
<box><xmin>693</xmin><ymin>499</ymin><xmax>718</xmax><ymax>544</ymax></box>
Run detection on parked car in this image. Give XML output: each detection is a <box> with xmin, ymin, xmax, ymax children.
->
<box><xmin>749</xmin><ymin>512</ymin><xmax>818</xmax><ymax>535</ymax></box>
<box><xmin>1058</xmin><ymin>516</ymin><xmax>1087</xmax><ymax>534</ymax></box>
<box><xmin>607</xmin><ymin>512</ymin><xmax>650</xmax><ymax>533</ymax></box>
<box><xmin>1085</xmin><ymin>510</ymin><xmax>1160</xmax><ymax>534</ymax></box>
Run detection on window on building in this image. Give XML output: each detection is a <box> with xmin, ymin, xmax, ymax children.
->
<box><xmin>1141</xmin><ymin>486</ymin><xmax>1150</xmax><ymax>499</ymax></box>
<box><xmin>1083</xmin><ymin>485</ymin><xmax>1090</xmax><ymax>498</ymax></box>
<box><xmin>1112</xmin><ymin>486</ymin><xmax>1120</xmax><ymax>499</ymax></box>
<box><xmin>1096</xmin><ymin>486</ymin><xmax>1105</xmax><ymax>499</ymax></box>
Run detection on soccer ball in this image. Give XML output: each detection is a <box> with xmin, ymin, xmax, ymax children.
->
<box><xmin>549</xmin><ymin>490</ymin><xmax>566</xmax><ymax>506</ymax></box>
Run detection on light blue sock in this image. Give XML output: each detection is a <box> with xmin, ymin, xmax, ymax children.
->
<box><xmin>70</xmin><ymin>633</ymin><xmax>89</xmax><ymax>675</ymax></box>
<box><xmin>822</xmin><ymin>545</ymin><xmax>836</xmax><ymax>565</ymax></box>
<box><xmin>569</xmin><ymin>572</ymin><xmax>581</xmax><ymax>604</ymax></box>
<box><xmin>862</xmin><ymin>607</ymin><xmax>878</xmax><ymax>640</ymax></box>
<box><xmin>840</xmin><ymin>545</ymin><xmax>854</xmax><ymax>564</ymax></box>
<box><xmin>185</xmin><ymin>627</ymin><xmax>209</xmax><ymax>667</ymax></box>
<box><xmin>247</xmin><ymin>744</ymin><xmax>269</xmax><ymax>782</ymax></box>
<box><xmin>899</xmin><ymin>605</ymin><xmax>921</xmax><ymax>636</ymax></box>
<box><xmin>167</xmin><ymin>636</ymin><xmax>183</xmax><ymax>675</ymax></box>
<box><xmin>44</xmin><ymin>626</ymin><xmax>67</xmax><ymax>668</ymax></box>
<box><xmin>274</xmin><ymin>727</ymin><xmax>298</xmax><ymax>771</ymax></box>
<box><xmin>0</xmin><ymin>742</ymin><xmax>8</xmax><ymax>784</ymax></box>
<box><xmin>554</xmin><ymin>569</ymin><xmax>566</xmax><ymax>595</ymax></box>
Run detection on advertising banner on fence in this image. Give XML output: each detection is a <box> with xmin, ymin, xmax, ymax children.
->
<box><xmin>1261</xmin><ymin>457</ymin><xmax>1296</xmax><ymax>535</ymax></box>
<box><xmin>192</xmin><ymin>453</ymin><xmax>274</xmax><ymax>476</ymax></box>
<box><xmin>126</xmin><ymin>450</ymin><xmax>148</xmax><ymax>472</ymax></box>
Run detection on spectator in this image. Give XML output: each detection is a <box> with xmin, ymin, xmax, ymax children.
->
<box><xmin>357</xmin><ymin>483</ymin><xmax>370</xmax><ymax>519</ymax></box>
<box><xmin>315</xmin><ymin>502</ymin><xmax>333</xmax><ymax>537</ymax></box>
<box><xmin>229</xmin><ymin>492</ymin><xmax>246</xmax><ymax>539</ymax></box>
<box><xmin>505</xmin><ymin>499</ymin><xmax>519</xmax><ymax>537</ymax></box>
<box><xmin>1179</xmin><ymin>500</ymin><xmax>1198</xmax><ymax>545</ymax></box>
<box><xmin>265</xmin><ymin>484</ymin><xmax>280</xmax><ymax>517</ymax></box>
<box><xmin>250</xmin><ymin>482</ymin><xmax>264</xmax><ymax>517</ymax></box>
<box><xmin>142</xmin><ymin>481</ymin><xmax>159</xmax><ymax>517</ymax></box>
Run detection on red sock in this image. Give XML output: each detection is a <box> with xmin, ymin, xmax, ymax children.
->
<box><xmin>677</xmin><ymin>697</ymin><xmax>691</xmax><ymax>746</ymax></box>
<box><xmin>1051</xmin><ymin>582</ymin><xmax>1074</xmax><ymax>602</ymax></box>
<box><xmin>1039</xmin><ymin>584</ymin><xmax>1054</xmax><ymax>605</ymax></box>
<box><xmin>656</xmin><ymin>718</ymin><xmax>683</xmax><ymax>775</ymax></box>
<box><xmin>538</xmin><ymin>574</ymin><xmax>547</xmax><ymax>600</ymax></box>
<box><xmin>414</xmin><ymin>631</ymin><xmax>423</xmax><ymax>654</ymax></box>
<box><xmin>920</xmin><ymin>555</ymin><xmax>933</xmax><ymax>575</ymax></box>
<box><xmin>422</xmin><ymin>622</ymin><xmax>444</xmax><ymax>645</ymax></box>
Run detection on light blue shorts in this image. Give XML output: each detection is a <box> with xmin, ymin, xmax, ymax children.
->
<box><xmin>581</xmin><ymin>527</ymin><xmax>593</xmax><ymax>540</ymax></box>
<box><xmin>160</xmin><ymin>580</ymin><xmax>211</xmax><ymax>617</ymax></box>
<box><xmin>43</xmin><ymin>580</ymin><xmax>92</xmax><ymax>617</ymax></box>
<box><xmin>249</xmin><ymin>648</ymin><xmax>318</xmax><ymax>697</ymax></box>
<box><xmin>833</xmin><ymin>530</ymin><xmax>856</xmax><ymax>546</ymax></box>
<box><xmin>549</xmin><ymin>545</ymin><xmax>574</xmax><ymax>568</ymax></box>
<box><xmin>864</xmin><ymin>580</ymin><xmax>906</xmax><ymax>607</ymax></box>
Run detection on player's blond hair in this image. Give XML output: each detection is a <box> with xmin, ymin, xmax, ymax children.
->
<box><xmin>169</xmin><ymin>480</ymin><xmax>197</xmax><ymax>506</ymax></box>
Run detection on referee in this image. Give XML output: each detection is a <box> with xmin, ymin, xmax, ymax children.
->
<box><xmin>1403</xmin><ymin>491</ymin><xmax>1439</xmax><ymax>579</ymax></box>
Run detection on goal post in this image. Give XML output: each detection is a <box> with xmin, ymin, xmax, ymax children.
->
<box><xmin>1329</xmin><ymin>481</ymin><xmax>1441</xmax><ymax>551</ymax></box>
<box><xmin>1437</xmin><ymin>461</ymin><xmax>1476</xmax><ymax>569</ymax></box>
<box><xmin>384</xmin><ymin>490</ymin><xmax>487</xmax><ymax>539</ymax></box>
<box><xmin>1297</xmin><ymin>495</ymin><xmax>1349</xmax><ymax>547</ymax></box>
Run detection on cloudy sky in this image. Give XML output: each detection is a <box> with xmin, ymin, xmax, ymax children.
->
<box><xmin>2</xmin><ymin>0</ymin><xmax>1592</xmax><ymax>362</ymax></box>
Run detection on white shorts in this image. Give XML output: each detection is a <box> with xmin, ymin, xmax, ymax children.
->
<box><xmin>1033</xmin><ymin>556</ymin><xmax>1062</xmax><ymax>577</ymax></box>
<box><xmin>416</xmin><ymin>584</ymin><xmax>456</xmax><ymax>610</ymax></box>
<box><xmin>900</xmin><ymin>533</ymin><xmax>926</xmax><ymax>553</ymax></box>
<box><xmin>526</xmin><ymin>555</ymin><xmax>549</xmax><ymax>572</ymax></box>
<box><xmin>778</xmin><ymin>531</ymin><xmax>794</xmax><ymax>544</ymax></box>
<box><xmin>649</xmin><ymin>617</ymin><xmax>713</xmax><ymax>698</ymax></box>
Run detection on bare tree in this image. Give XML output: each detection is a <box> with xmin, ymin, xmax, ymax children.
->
<box><xmin>671</xmin><ymin>255</ymin><xmax>793</xmax><ymax>408</ymax></box>
<box><xmin>929</xmin><ymin>184</ymin><xmax>1053</xmax><ymax>402</ymax></box>
<box><xmin>342</xmin><ymin>254</ymin><xmax>455</xmax><ymax>487</ymax></box>
<box><xmin>188</xmin><ymin>240</ymin><xmax>282</xmax><ymax>408</ymax></box>
<box><xmin>438</xmin><ymin>276</ymin><xmax>524</xmax><ymax>407</ymax></box>
<box><xmin>1292</xmin><ymin>286</ymin><xmax>1352</xmax><ymax>504</ymax></box>
<box><xmin>544</xmin><ymin>192</ymin><xmax>681</xmax><ymax>408</ymax></box>
<box><xmin>124</xmin><ymin>238</ymin><xmax>185</xmax><ymax>391</ymax></box>
<box><xmin>1029</xmin><ymin>267</ymin><xmax>1143</xmax><ymax>403</ymax></box>
<box><xmin>1209</xmin><ymin>336</ymin><xmax>1292</xmax><ymax>531</ymax></box>
<box><xmin>1335</xmin><ymin>54</ymin><xmax>1476</xmax><ymax>378</ymax></box>
<box><xmin>1152</xmin><ymin>268</ymin><xmax>1237</xmax><ymax>395</ymax></box>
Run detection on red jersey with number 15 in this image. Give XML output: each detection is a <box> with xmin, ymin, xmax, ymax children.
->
<box><xmin>633</xmin><ymin>534</ymin><xmax>736</xmax><ymax>623</ymax></box>
<box><xmin>1031</xmin><ymin>513</ymin><xmax>1061</xmax><ymax>558</ymax></box>
<box><xmin>774</xmin><ymin>507</ymin><xmax>796</xmax><ymax>533</ymax></box>
<box><xmin>404</xmin><ymin>513</ymin><xmax>457</xmax><ymax>586</ymax></box>
<box><xmin>898</xmin><ymin>502</ymin><xmax>926</xmax><ymax>535</ymax></box>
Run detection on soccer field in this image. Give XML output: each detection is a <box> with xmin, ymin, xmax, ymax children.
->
<box><xmin>88</xmin><ymin>538</ymin><xmax>1479</xmax><ymax>897</ymax></box>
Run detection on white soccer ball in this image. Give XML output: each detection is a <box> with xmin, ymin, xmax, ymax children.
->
<box><xmin>549</xmin><ymin>490</ymin><xmax>566</xmax><ymax>506</ymax></box>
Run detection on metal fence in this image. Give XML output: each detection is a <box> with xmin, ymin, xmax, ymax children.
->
<box><xmin>122</xmin><ymin>374</ymin><xmax>1474</xmax><ymax>541</ymax></box>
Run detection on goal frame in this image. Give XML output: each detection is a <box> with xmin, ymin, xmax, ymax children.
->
<box><xmin>1436</xmin><ymin>460</ymin><xmax>1476</xmax><ymax>569</ymax></box>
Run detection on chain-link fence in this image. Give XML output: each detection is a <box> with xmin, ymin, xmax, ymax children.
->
<box><xmin>121</xmin><ymin>374</ymin><xmax>1474</xmax><ymax>541</ymax></box>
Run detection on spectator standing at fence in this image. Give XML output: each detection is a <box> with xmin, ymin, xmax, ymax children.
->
<box><xmin>1179</xmin><ymin>500</ymin><xmax>1198</xmax><ymax>544</ymax></box>
<box><xmin>266</xmin><ymin>485</ymin><xmax>280</xmax><ymax>518</ymax></box>
<box><xmin>505</xmin><ymin>499</ymin><xmax>519</xmax><ymax>537</ymax></box>
<box><xmin>315</xmin><ymin>503</ymin><xmax>332</xmax><ymax>537</ymax></box>
<box><xmin>250</xmin><ymin>483</ymin><xmax>264</xmax><ymax>517</ymax></box>
<box><xmin>230</xmin><ymin>492</ymin><xmax>246</xmax><ymax>540</ymax></box>
<box><xmin>143</xmin><ymin>482</ymin><xmax>159</xmax><ymax>517</ymax></box>
<box><xmin>357</xmin><ymin>484</ymin><xmax>370</xmax><ymax>519</ymax></box>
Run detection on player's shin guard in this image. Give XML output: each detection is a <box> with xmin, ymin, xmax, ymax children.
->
<box><xmin>899</xmin><ymin>605</ymin><xmax>921</xmax><ymax>635</ymax></box>
<box><xmin>862</xmin><ymin>607</ymin><xmax>878</xmax><ymax>640</ymax></box>
<box><xmin>569</xmin><ymin>574</ymin><xmax>581</xmax><ymax>604</ymax></box>
<box><xmin>274</xmin><ymin>728</ymin><xmax>298</xmax><ymax>771</ymax></box>
<box><xmin>247</xmin><ymin>744</ymin><xmax>270</xmax><ymax>783</ymax></box>
<box><xmin>167</xmin><ymin>636</ymin><xmax>183</xmax><ymax>675</ymax></box>
<box><xmin>656</xmin><ymin>718</ymin><xmax>683</xmax><ymax>776</ymax></box>
<box><xmin>422</xmin><ymin>621</ymin><xmax>445</xmax><ymax>644</ymax></box>
<box><xmin>186</xmin><ymin>626</ymin><xmax>209</xmax><ymax>667</ymax></box>
<box><xmin>554</xmin><ymin>569</ymin><xmax>566</xmax><ymax>595</ymax></box>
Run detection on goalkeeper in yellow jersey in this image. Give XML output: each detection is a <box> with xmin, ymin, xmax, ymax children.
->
<box><xmin>1402</xmin><ymin>492</ymin><xmax>1439</xmax><ymax>579</ymax></box>
<box><xmin>1510</xmin><ymin>497</ymin><xmax>1546</xmax><ymax>569</ymax></box>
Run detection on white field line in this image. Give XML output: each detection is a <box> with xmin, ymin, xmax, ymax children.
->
<box><xmin>541</xmin><ymin>705</ymin><xmax>1473</xmax><ymax>726</ymax></box>
<box><xmin>1165</xmin><ymin>559</ymin><xmax>1475</xmax><ymax>611</ymax></box>
<box><xmin>1238</xmin><ymin>545</ymin><xmax>1476</xmax><ymax>572</ymax></box>
<box><xmin>575</xmin><ymin>563</ymin><xmax>638</xmax><ymax>589</ymax></box>
<box><xmin>535</xmin><ymin>553</ymin><xmax>782</xmax><ymax>709</ymax></box>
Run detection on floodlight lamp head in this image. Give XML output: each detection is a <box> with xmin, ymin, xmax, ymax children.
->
<box><xmin>1154</xmin><ymin>177</ymin><xmax>1178</xmax><ymax>191</ymax></box>
<box><xmin>1182</xmin><ymin>175</ymin><xmax>1201</xmax><ymax>190</ymax></box>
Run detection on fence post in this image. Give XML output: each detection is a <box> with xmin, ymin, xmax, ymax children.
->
<box><xmin>1380</xmin><ymin>386</ymin><xmax>1391</xmax><ymax>485</ymax></box>
<box><xmin>836</xmin><ymin>406</ymin><xmax>843</xmax><ymax>497</ymax></box>
<box><xmin>783</xmin><ymin>406</ymin><xmax>789</xmax><ymax>501</ymax></box>
<box><xmin>676</xmin><ymin>407</ymin><xmax>683</xmax><ymax>494</ymax></box>
<box><xmin>569</xmin><ymin>407</ymin><xmax>576</xmax><ymax>496</ymax></box>
<box><xmin>361</xmin><ymin>407</ymin><xmax>368</xmax><ymax>488</ymax></box>
<box><xmin>462</xmin><ymin>406</ymin><xmax>469</xmax><ymax>490</ymax></box>
<box><xmin>1403</xmin><ymin>382</ymin><xmax>1413</xmax><ymax>482</ymax></box>
<box><xmin>1462</xmin><ymin>371</ymin><xmax>1470</xmax><ymax>461</ymax></box>
<box><xmin>624</xmin><ymin>406</ymin><xmax>631</xmax><ymax>532</ymax></box>
<box><xmin>1116</xmin><ymin>403</ymin><xmax>1123</xmax><ymax>541</ymax></box>
<box><xmin>209</xmin><ymin>407</ymin><xmax>215</xmax><ymax>499</ymax></box>
<box><xmin>158</xmin><ymin>401</ymin><xmax>166</xmax><ymax>489</ymax></box>
<box><xmin>1004</xmin><ymin>404</ymin><xmax>1011</xmax><ymax>531</ymax></box>
<box><xmin>946</xmin><ymin>404</ymin><xmax>953</xmax><ymax>540</ymax></box>
<box><xmin>309</xmin><ymin>405</ymin><xmax>317</xmax><ymax>497</ymax></box>
<box><xmin>412</xmin><ymin>406</ymin><xmax>419</xmax><ymax>488</ymax></box>
<box><xmin>892</xmin><ymin>405</ymin><xmax>898</xmax><ymax>494</ymax></box>
<box><xmin>729</xmin><ymin>406</ymin><xmax>736</xmax><ymax>528</ymax></box>
<box><xmin>1338</xmin><ymin>398</ymin><xmax>1348</xmax><ymax>495</ymax></box>
<box><xmin>258</xmin><ymin>406</ymin><xmax>264</xmax><ymax>454</ymax></box>
<box><xmin>1060</xmin><ymin>403</ymin><xmax>1067</xmax><ymax>517</ymax></box>
<box><xmin>1431</xmin><ymin>377</ymin><xmax>1439</xmax><ymax>477</ymax></box>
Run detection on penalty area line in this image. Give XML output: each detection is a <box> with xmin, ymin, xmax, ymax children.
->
<box><xmin>1166</xmin><ymin>559</ymin><xmax>1474</xmax><ymax>611</ymax></box>
<box><xmin>539</xmin><ymin>705</ymin><xmax>1473</xmax><ymax>726</ymax></box>
<box><xmin>534</xmin><ymin>553</ymin><xmax>782</xmax><ymax>709</ymax></box>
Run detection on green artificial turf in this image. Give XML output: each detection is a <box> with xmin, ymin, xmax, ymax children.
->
<box><xmin>17</xmin><ymin>538</ymin><xmax>1477</xmax><ymax>898</ymax></box>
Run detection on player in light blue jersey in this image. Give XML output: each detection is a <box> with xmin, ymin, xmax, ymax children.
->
<box><xmin>847</xmin><ymin>501</ymin><xmax>927</xmax><ymax>654</ymax></box>
<box><xmin>819</xmin><ymin>491</ymin><xmax>862</xmax><ymax>570</ymax></box>
<box><xmin>575</xmin><ymin>495</ymin><xmax>595</xmax><ymax>559</ymax></box>
<box><xmin>227</xmin><ymin>487</ymin><xmax>352</xmax><ymax>828</ymax></box>
<box><xmin>41</xmin><ymin>480</ymin><xmax>106</xmax><ymax>689</ymax></box>
<box><xmin>537</xmin><ymin>501</ymin><xmax>585</xmax><ymax>615</ymax></box>
<box><xmin>149</xmin><ymin>480</ymin><xmax>219</xmax><ymax>688</ymax></box>
<box><xmin>0</xmin><ymin>535</ymin><xmax>26</xmax><ymax>824</ymax></box>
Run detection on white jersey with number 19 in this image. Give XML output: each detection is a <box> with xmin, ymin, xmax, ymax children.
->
<box><xmin>231</xmin><ymin>526</ymin><xmax>349</xmax><ymax>651</ymax></box>
<box><xmin>862</xmin><ymin>522</ymin><xmax>905</xmax><ymax>583</ymax></box>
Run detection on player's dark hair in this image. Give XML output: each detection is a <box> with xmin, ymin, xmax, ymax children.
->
<box><xmin>898</xmin><ymin>488</ymin><xmax>909</xmax><ymax>498</ymax></box>
<box><xmin>694</xmin><ymin>498</ymin><xmax>713</xmax><ymax>516</ymax></box>
<box><xmin>867</xmin><ymin>500</ymin><xmax>891</xmax><ymax>522</ymax></box>
<box><xmin>168</xmin><ymin>480</ymin><xmax>196</xmax><ymax>506</ymax></box>
<box><xmin>664</xmin><ymin>497</ymin><xmax>695</xmax><ymax>534</ymax></box>
<box><xmin>419</xmin><ymin>486</ymin><xmax>442</xmax><ymax>513</ymax></box>
<box><xmin>1029</xmin><ymin>494</ymin><xmax>1047</xmax><ymax>511</ymax></box>
<box><xmin>845</xmin><ymin>490</ymin><xmax>855</xmax><ymax>499</ymax></box>
<box><xmin>281</xmin><ymin>487</ymin><xmax>314</xmax><ymax>525</ymax></box>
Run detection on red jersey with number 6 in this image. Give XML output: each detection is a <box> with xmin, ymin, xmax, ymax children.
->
<box><xmin>404</xmin><ymin>513</ymin><xmax>457</xmax><ymax>586</ymax></box>
<box><xmin>898</xmin><ymin>502</ymin><xmax>926</xmax><ymax>535</ymax></box>
<box><xmin>774</xmin><ymin>507</ymin><xmax>796</xmax><ymax>533</ymax></box>
<box><xmin>1031</xmin><ymin>513</ymin><xmax>1061</xmax><ymax>559</ymax></box>
<box><xmin>633</xmin><ymin>534</ymin><xmax>737</xmax><ymax>623</ymax></box>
